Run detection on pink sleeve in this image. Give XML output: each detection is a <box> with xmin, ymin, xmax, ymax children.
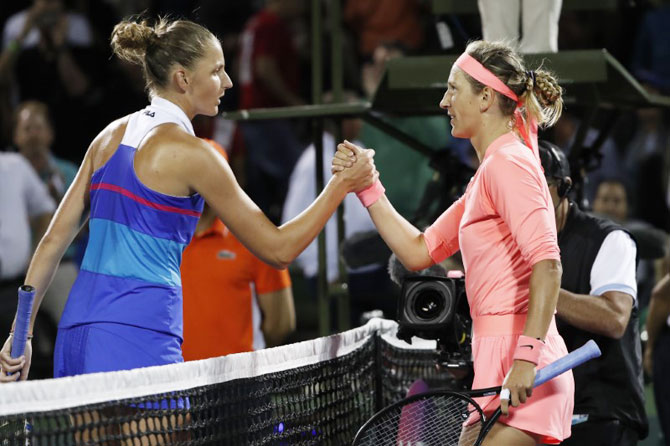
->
<box><xmin>484</xmin><ymin>153</ymin><xmax>560</xmax><ymax>266</ymax></box>
<box><xmin>423</xmin><ymin>196</ymin><xmax>465</xmax><ymax>263</ymax></box>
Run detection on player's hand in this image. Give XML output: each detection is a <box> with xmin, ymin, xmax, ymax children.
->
<box><xmin>500</xmin><ymin>360</ymin><xmax>536</xmax><ymax>415</ymax></box>
<box><xmin>0</xmin><ymin>334</ymin><xmax>32</xmax><ymax>383</ymax></box>
<box><xmin>333</xmin><ymin>140</ymin><xmax>378</xmax><ymax>192</ymax></box>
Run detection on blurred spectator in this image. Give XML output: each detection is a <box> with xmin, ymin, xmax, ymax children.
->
<box><xmin>0</xmin><ymin>150</ymin><xmax>55</xmax><ymax>378</ymax></box>
<box><xmin>477</xmin><ymin>0</ymin><xmax>562</xmax><ymax>53</ymax></box>
<box><xmin>11</xmin><ymin>100</ymin><xmax>79</xmax><ymax>325</ymax></box>
<box><xmin>593</xmin><ymin>178</ymin><xmax>629</xmax><ymax>223</ymax></box>
<box><xmin>0</xmin><ymin>0</ymin><xmax>106</xmax><ymax>163</ymax></box>
<box><xmin>12</xmin><ymin>101</ymin><xmax>77</xmax><ymax>203</ymax></box>
<box><xmin>181</xmin><ymin>140</ymin><xmax>295</xmax><ymax>360</ymax></box>
<box><xmin>344</xmin><ymin>0</ymin><xmax>425</xmax><ymax>60</ymax></box>
<box><xmin>1</xmin><ymin>0</ymin><xmax>93</xmax><ymax>50</ymax></box>
<box><xmin>237</xmin><ymin>0</ymin><xmax>306</xmax><ymax>223</ymax></box>
<box><xmin>238</xmin><ymin>0</ymin><xmax>304</xmax><ymax>109</ymax></box>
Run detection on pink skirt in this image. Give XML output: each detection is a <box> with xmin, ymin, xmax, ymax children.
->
<box><xmin>470</xmin><ymin>314</ymin><xmax>574</xmax><ymax>442</ymax></box>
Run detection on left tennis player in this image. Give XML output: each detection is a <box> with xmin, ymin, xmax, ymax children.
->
<box><xmin>0</xmin><ymin>16</ymin><xmax>376</xmax><ymax>383</ymax></box>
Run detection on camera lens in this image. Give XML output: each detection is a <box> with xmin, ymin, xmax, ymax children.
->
<box><xmin>413</xmin><ymin>289</ymin><xmax>445</xmax><ymax>321</ymax></box>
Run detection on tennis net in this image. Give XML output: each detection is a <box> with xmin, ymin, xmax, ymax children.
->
<box><xmin>0</xmin><ymin>318</ymin><xmax>456</xmax><ymax>445</ymax></box>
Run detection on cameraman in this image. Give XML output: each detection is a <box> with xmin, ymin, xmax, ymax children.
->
<box><xmin>538</xmin><ymin>141</ymin><xmax>648</xmax><ymax>446</ymax></box>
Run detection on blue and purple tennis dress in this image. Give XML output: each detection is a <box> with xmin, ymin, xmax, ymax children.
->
<box><xmin>54</xmin><ymin>97</ymin><xmax>204</xmax><ymax>378</ymax></box>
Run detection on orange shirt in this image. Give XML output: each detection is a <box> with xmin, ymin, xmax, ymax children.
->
<box><xmin>181</xmin><ymin>219</ymin><xmax>291</xmax><ymax>360</ymax></box>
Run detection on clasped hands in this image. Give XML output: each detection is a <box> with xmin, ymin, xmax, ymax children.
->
<box><xmin>331</xmin><ymin>140</ymin><xmax>378</xmax><ymax>193</ymax></box>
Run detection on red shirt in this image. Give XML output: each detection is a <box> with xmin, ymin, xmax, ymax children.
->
<box><xmin>238</xmin><ymin>9</ymin><xmax>300</xmax><ymax>109</ymax></box>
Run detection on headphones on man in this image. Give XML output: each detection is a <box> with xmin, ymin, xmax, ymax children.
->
<box><xmin>538</xmin><ymin>140</ymin><xmax>572</xmax><ymax>199</ymax></box>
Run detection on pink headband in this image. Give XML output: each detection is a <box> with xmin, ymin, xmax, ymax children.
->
<box><xmin>454</xmin><ymin>52</ymin><xmax>539</xmax><ymax>158</ymax></box>
<box><xmin>455</xmin><ymin>53</ymin><xmax>520</xmax><ymax>104</ymax></box>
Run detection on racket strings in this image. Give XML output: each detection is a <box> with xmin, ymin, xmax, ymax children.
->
<box><xmin>355</xmin><ymin>394</ymin><xmax>484</xmax><ymax>446</ymax></box>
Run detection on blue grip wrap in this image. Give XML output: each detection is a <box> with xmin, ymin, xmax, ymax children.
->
<box><xmin>11</xmin><ymin>285</ymin><xmax>35</xmax><ymax>359</ymax></box>
<box><xmin>535</xmin><ymin>339</ymin><xmax>601</xmax><ymax>387</ymax></box>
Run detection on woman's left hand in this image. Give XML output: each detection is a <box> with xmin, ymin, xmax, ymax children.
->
<box><xmin>500</xmin><ymin>359</ymin><xmax>536</xmax><ymax>415</ymax></box>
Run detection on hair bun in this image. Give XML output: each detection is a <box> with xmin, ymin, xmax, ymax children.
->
<box><xmin>111</xmin><ymin>20</ymin><xmax>158</xmax><ymax>66</ymax></box>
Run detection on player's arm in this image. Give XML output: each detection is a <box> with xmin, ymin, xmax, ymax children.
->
<box><xmin>257</xmin><ymin>287</ymin><xmax>296</xmax><ymax>347</ymax></box>
<box><xmin>184</xmin><ymin>138</ymin><xmax>377</xmax><ymax>269</ymax></box>
<box><xmin>333</xmin><ymin>141</ymin><xmax>435</xmax><ymax>271</ymax></box>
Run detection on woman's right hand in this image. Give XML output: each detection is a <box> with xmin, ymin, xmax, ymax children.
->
<box><xmin>0</xmin><ymin>334</ymin><xmax>32</xmax><ymax>383</ymax></box>
<box><xmin>333</xmin><ymin>140</ymin><xmax>378</xmax><ymax>193</ymax></box>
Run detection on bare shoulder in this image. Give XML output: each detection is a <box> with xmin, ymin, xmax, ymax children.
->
<box><xmin>89</xmin><ymin>115</ymin><xmax>131</xmax><ymax>171</ymax></box>
<box><xmin>153</xmin><ymin>125</ymin><xmax>224</xmax><ymax>167</ymax></box>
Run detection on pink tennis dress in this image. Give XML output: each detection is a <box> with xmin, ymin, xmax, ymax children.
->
<box><xmin>423</xmin><ymin>132</ymin><xmax>574</xmax><ymax>441</ymax></box>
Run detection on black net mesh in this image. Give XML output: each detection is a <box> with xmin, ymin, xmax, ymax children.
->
<box><xmin>0</xmin><ymin>322</ymin><xmax>462</xmax><ymax>446</ymax></box>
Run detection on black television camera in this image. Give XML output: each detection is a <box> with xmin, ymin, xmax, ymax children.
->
<box><xmin>389</xmin><ymin>255</ymin><xmax>472</xmax><ymax>369</ymax></box>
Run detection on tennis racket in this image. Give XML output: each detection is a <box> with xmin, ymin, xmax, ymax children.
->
<box><xmin>11</xmin><ymin>285</ymin><xmax>35</xmax><ymax>360</ymax></box>
<box><xmin>352</xmin><ymin>339</ymin><xmax>601</xmax><ymax>446</ymax></box>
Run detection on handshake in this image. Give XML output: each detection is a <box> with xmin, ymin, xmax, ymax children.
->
<box><xmin>331</xmin><ymin>140</ymin><xmax>385</xmax><ymax>208</ymax></box>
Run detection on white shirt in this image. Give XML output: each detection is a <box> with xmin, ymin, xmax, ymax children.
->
<box><xmin>0</xmin><ymin>153</ymin><xmax>56</xmax><ymax>279</ymax></box>
<box><xmin>282</xmin><ymin>133</ymin><xmax>375</xmax><ymax>281</ymax></box>
<box><xmin>590</xmin><ymin>229</ymin><xmax>638</xmax><ymax>304</ymax></box>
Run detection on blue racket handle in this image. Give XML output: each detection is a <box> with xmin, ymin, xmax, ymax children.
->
<box><xmin>10</xmin><ymin>285</ymin><xmax>35</xmax><ymax>359</ymax></box>
<box><xmin>535</xmin><ymin>339</ymin><xmax>601</xmax><ymax>387</ymax></box>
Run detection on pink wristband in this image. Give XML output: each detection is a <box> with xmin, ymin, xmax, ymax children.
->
<box><xmin>356</xmin><ymin>179</ymin><xmax>385</xmax><ymax>208</ymax></box>
<box><xmin>513</xmin><ymin>335</ymin><xmax>544</xmax><ymax>365</ymax></box>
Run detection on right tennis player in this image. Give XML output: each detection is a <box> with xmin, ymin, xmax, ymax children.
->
<box><xmin>333</xmin><ymin>40</ymin><xmax>574</xmax><ymax>445</ymax></box>
<box><xmin>0</xmin><ymin>17</ymin><xmax>376</xmax><ymax>382</ymax></box>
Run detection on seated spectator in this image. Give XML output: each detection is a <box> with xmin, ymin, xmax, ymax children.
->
<box><xmin>181</xmin><ymin>140</ymin><xmax>295</xmax><ymax>360</ymax></box>
<box><xmin>0</xmin><ymin>149</ymin><xmax>55</xmax><ymax>378</ymax></box>
<box><xmin>11</xmin><ymin>100</ymin><xmax>79</xmax><ymax>324</ymax></box>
